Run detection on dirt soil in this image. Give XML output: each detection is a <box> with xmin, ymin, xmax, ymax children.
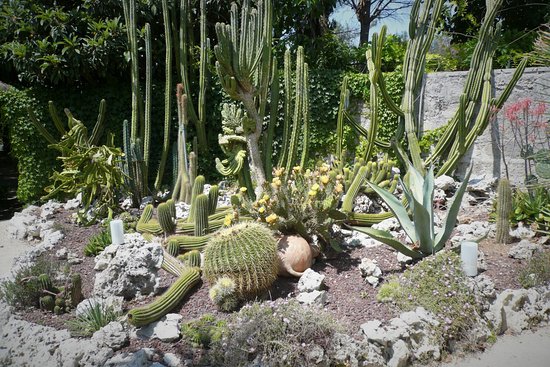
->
<box><xmin>13</xmin><ymin>204</ymin><xmax>533</xmax><ymax>361</ymax></box>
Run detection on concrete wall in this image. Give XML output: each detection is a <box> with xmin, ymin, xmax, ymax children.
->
<box><xmin>422</xmin><ymin>67</ymin><xmax>550</xmax><ymax>186</ymax></box>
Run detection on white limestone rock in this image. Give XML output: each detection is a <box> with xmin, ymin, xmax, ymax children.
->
<box><xmin>93</xmin><ymin>233</ymin><xmax>163</xmax><ymax>299</ymax></box>
<box><xmin>296</xmin><ymin>290</ymin><xmax>327</xmax><ymax>306</ymax></box>
<box><xmin>92</xmin><ymin>321</ymin><xmax>129</xmax><ymax>350</ymax></box>
<box><xmin>76</xmin><ymin>296</ymin><xmax>124</xmax><ymax>317</ymax></box>
<box><xmin>298</xmin><ymin>269</ymin><xmax>325</xmax><ymax>292</ymax></box>
<box><xmin>487</xmin><ymin>288</ymin><xmax>540</xmax><ymax>334</ymax></box>
<box><xmin>508</xmin><ymin>239</ymin><xmax>543</xmax><ymax>260</ymax></box>
<box><xmin>435</xmin><ymin>175</ymin><xmax>456</xmax><ymax>191</ymax></box>
<box><xmin>104</xmin><ymin>348</ymin><xmax>155</xmax><ymax>367</ymax></box>
<box><xmin>509</xmin><ymin>223</ymin><xmax>536</xmax><ymax>240</ymax></box>
<box><xmin>135</xmin><ymin>314</ymin><xmax>183</xmax><ymax>342</ymax></box>
<box><xmin>388</xmin><ymin>339</ymin><xmax>410</xmax><ymax>367</ymax></box>
<box><xmin>373</xmin><ymin>217</ymin><xmax>400</xmax><ymax>232</ymax></box>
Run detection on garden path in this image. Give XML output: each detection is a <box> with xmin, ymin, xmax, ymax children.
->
<box><xmin>442</xmin><ymin>326</ymin><xmax>550</xmax><ymax>367</ymax></box>
<box><xmin>0</xmin><ymin>220</ymin><xmax>30</xmax><ymax>278</ymax></box>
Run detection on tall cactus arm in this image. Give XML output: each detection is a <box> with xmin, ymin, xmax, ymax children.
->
<box><xmin>336</xmin><ymin>76</ymin><xmax>349</xmax><ymax>162</ymax></box>
<box><xmin>299</xmin><ymin>62</ymin><xmax>310</xmax><ymax>168</ymax></box>
<box><xmin>28</xmin><ymin>107</ymin><xmax>57</xmax><ymax>145</ymax></box>
<box><xmin>264</xmin><ymin>57</ymin><xmax>279</xmax><ymax>181</ymax></box>
<box><xmin>277</xmin><ymin>50</ymin><xmax>293</xmax><ymax>168</ymax></box>
<box><xmin>143</xmin><ymin>23</ymin><xmax>152</xmax><ymax>187</ymax></box>
<box><xmin>154</xmin><ymin>0</ymin><xmax>173</xmax><ymax>191</ymax></box>
<box><xmin>195</xmin><ymin>0</ymin><xmax>208</xmax><ymax>151</ymax></box>
<box><xmin>47</xmin><ymin>101</ymin><xmax>66</xmax><ymax>136</ymax></box>
<box><xmin>122</xmin><ymin>0</ymin><xmax>140</xmax><ymax>142</ymax></box>
<box><xmin>88</xmin><ymin>99</ymin><xmax>107</xmax><ymax>146</ymax></box>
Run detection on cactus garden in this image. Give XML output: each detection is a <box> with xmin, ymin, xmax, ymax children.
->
<box><xmin>0</xmin><ymin>0</ymin><xmax>549</xmax><ymax>366</ymax></box>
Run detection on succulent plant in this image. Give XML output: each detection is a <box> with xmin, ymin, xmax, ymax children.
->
<box><xmin>203</xmin><ymin>222</ymin><xmax>279</xmax><ymax>299</ymax></box>
<box><xmin>127</xmin><ymin>267</ymin><xmax>201</xmax><ymax>327</ymax></box>
<box><xmin>496</xmin><ymin>178</ymin><xmax>512</xmax><ymax>244</ymax></box>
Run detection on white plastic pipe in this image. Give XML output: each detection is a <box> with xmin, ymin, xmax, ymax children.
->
<box><xmin>110</xmin><ymin>219</ymin><xmax>125</xmax><ymax>245</ymax></box>
<box><xmin>461</xmin><ymin>241</ymin><xmax>478</xmax><ymax>277</ymax></box>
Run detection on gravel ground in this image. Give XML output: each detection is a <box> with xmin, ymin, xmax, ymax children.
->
<box><xmin>5</xmin><ymin>204</ymin><xmax>536</xmax><ymax>358</ymax></box>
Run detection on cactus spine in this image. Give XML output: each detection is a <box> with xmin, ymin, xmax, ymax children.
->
<box><xmin>127</xmin><ymin>267</ymin><xmax>200</xmax><ymax>327</ymax></box>
<box><xmin>203</xmin><ymin>222</ymin><xmax>279</xmax><ymax>299</ymax></box>
<box><xmin>496</xmin><ymin>178</ymin><xmax>512</xmax><ymax>244</ymax></box>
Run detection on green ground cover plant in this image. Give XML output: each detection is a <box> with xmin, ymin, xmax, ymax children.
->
<box><xmin>67</xmin><ymin>301</ymin><xmax>121</xmax><ymax>337</ymax></box>
<box><xmin>209</xmin><ymin>300</ymin><xmax>344</xmax><ymax>366</ymax></box>
<box><xmin>518</xmin><ymin>251</ymin><xmax>550</xmax><ymax>288</ymax></box>
<box><xmin>377</xmin><ymin>251</ymin><xmax>479</xmax><ymax>345</ymax></box>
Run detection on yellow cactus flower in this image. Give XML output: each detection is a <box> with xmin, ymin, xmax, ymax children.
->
<box><xmin>258</xmin><ymin>199</ymin><xmax>266</xmax><ymax>205</ymax></box>
<box><xmin>259</xmin><ymin>206</ymin><xmax>266</xmax><ymax>214</ymax></box>
<box><xmin>320</xmin><ymin>175</ymin><xmax>329</xmax><ymax>184</ymax></box>
<box><xmin>262</xmin><ymin>194</ymin><xmax>270</xmax><ymax>201</ymax></box>
<box><xmin>336</xmin><ymin>174</ymin><xmax>343</xmax><ymax>180</ymax></box>
<box><xmin>308</xmin><ymin>190</ymin><xmax>317</xmax><ymax>197</ymax></box>
<box><xmin>311</xmin><ymin>183</ymin><xmax>320</xmax><ymax>191</ymax></box>
<box><xmin>335</xmin><ymin>183</ymin><xmax>343</xmax><ymax>193</ymax></box>
<box><xmin>319</xmin><ymin>164</ymin><xmax>329</xmax><ymax>173</ymax></box>
<box><xmin>265</xmin><ymin>213</ymin><xmax>278</xmax><ymax>224</ymax></box>
<box><xmin>223</xmin><ymin>214</ymin><xmax>232</xmax><ymax>227</ymax></box>
<box><xmin>239</xmin><ymin>187</ymin><xmax>247</xmax><ymax>193</ymax></box>
<box><xmin>293</xmin><ymin>165</ymin><xmax>302</xmax><ymax>172</ymax></box>
<box><xmin>274</xmin><ymin>168</ymin><xmax>284</xmax><ymax>177</ymax></box>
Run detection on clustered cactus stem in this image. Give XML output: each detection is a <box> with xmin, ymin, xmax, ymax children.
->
<box><xmin>364</xmin><ymin>0</ymin><xmax>526</xmax><ymax>177</ymax></box>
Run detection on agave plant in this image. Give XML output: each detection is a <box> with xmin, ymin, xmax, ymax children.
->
<box><xmin>351</xmin><ymin>165</ymin><xmax>472</xmax><ymax>259</ymax></box>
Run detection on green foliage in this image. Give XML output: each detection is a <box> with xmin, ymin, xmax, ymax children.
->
<box><xmin>181</xmin><ymin>314</ymin><xmax>227</xmax><ymax>348</ymax></box>
<box><xmin>203</xmin><ymin>222</ymin><xmax>279</xmax><ymax>300</ymax></box>
<box><xmin>209</xmin><ymin>300</ymin><xmax>343</xmax><ymax>367</ymax></box>
<box><xmin>378</xmin><ymin>251</ymin><xmax>479</xmax><ymax>344</ymax></box>
<box><xmin>518</xmin><ymin>251</ymin><xmax>550</xmax><ymax>289</ymax></box>
<box><xmin>67</xmin><ymin>301</ymin><xmax>121</xmax><ymax>337</ymax></box>
<box><xmin>240</xmin><ymin>164</ymin><xmax>345</xmax><ymax>251</ymax></box>
<box><xmin>84</xmin><ymin>229</ymin><xmax>112</xmax><ymax>257</ymax></box>
<box><xmin>511</xmin><ymin>187</ymin><xmax>550</xmax><ymax>232</ymax></box>
<box><xmin>0</xmin><ymin>259</ymin><xmax>58</xmax><ymax>309</ymax></box>
<box><xmin>0</xmin><ymin>0</ymin><xmax>129</xmax><ymax>85</ymax></box>
<box><xmin>352</xmin><ymin>165</ymin><xmax>472</xmax><ymax>259</ymax></box>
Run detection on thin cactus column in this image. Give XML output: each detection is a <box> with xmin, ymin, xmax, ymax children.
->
<box><xmin>496</xmin><ymin>178</ymin><xmax>512</xmax><ymax>244</ymax></box>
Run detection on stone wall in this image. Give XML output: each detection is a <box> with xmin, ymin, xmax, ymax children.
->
<box><xmin>422</xmin><ymin>67</ymin><xmax>550</xmax><ymax>186</ymax></box>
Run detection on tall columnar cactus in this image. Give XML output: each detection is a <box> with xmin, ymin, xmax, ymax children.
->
<box><xmin>194</xmin><ymin>194</ymin><xmax>209</xmax><ymax>237</ymax></box>
<box><xmin>203</xmin><ymin>222</ymin><xmax>279</xmax><ymax>299</ymax></box>
<box><xmin>158</xmin><ymin>200</ymin><xmax>176</xmax><ymax>234</ymax></box>
<box><xmin>188</xmin><ymin>176</ymin><xmax>206</xmax><ymax>223</ymax></box>
<box><xmin>122</xmin><ymin>0</ymin><xmax>175</xmax><ymax>203</ymax></box>
<box><xmin>364</xmin><ymin>0</ymin><xmax>527</xmax><ymax>176</ymax></box>
<box><xmin>178</xmin><ymin>250</ymin><xmax>202</xmax><ymax>268</ymax></box>
<box><xmin>208</xmin><ymin>185</ymin><xmax>219</xmax><ymax>215</ymax></box>
<box><xmin>136</xmin><ymin>204</ymin><xmax>163</xmax><ymax>235</ymax></box>
<box><xmin>127</xmin><ymin>267</ymin><xmax>201</xmax><ymax>327</ymax></box>
<box><xmin>214</xmin><ymin>0</ymin><xmax>272</xmax><ymax>197</ymax></box>
<box><xmin>496</xmin><ymin>178</ymin><xmax>512</xmax><ymax>244</ymax></box>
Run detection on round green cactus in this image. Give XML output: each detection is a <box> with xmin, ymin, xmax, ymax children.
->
<box><xmin>203</xmin><ymin>222</ymin><xmax>279</xmax><ymax>299</ymax></box>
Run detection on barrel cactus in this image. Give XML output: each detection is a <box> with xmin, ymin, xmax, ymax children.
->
<box><xmin>203</xmin><ymin>222</ymin><xmax>279</xmax><ymax>299</ymax></box>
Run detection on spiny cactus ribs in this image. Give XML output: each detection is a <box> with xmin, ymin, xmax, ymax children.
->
<box><xmin>203</xmin><ymin>222</ymin><xmax>279</xmax><ymax>299</ymax></box>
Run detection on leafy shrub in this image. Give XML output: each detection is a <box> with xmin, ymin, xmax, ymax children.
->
<box><xmin>518</xmin><ymin>251</ymin><xmax>550</xmax><ymax>289</ymax></box>
<box><xmin>66</xmin><ymin>301</ymin><xmax>121</xmax><ymax>337</ymax></box>
<box><xmin>181</xmin><ymin>314</ymin><xmax>227</xmax><ymax>348</ymax></box>
<box><xmin>511</xmin><ymin>187</ymin><xmax>550</xmax><ymax>232</ymax></box>
<box><xmin>240</xmin><ymin>163</ymin><xmax>345</xmax><ymax>251</ymax></box>
<box><xmin>0</xmin><ymin>259</ymin><xmax>58</xmax><ymax>309</ymax></box>
<box><xmin>377</xmin><ymin>251</ymin><xmax>479</xmax><ymax>344</ymax></box>
<box><xmin>84</xmin><ymin>229</ymin><xmax>112</xmax><ymax>257</ymax></box>
<box><xmin>209</xmin><ymin>300</ymin><xmax>343</xmax><ymax>366</ymax></box>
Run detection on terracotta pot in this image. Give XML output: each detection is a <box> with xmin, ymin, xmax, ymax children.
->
<box><xmin>277</xmin><ymin>235</ymin><xmax>314</xmax><ymax>277</ymax></box>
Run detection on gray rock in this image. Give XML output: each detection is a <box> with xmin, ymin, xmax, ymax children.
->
<box><xmin>40</xmin><ymin>200</ymin><xmax>61</xmax><ymax>220</ymax></box>
<box><xmin>296</xmin><ymin>290</ymin><xmax>327</xmax><ymax>306</ymax></box>
<box><xmin>55</xmin><ymin>247</ymin><xmax>68</xmax><ymax>260</ymax></box>
<box><xmin>306</xmin><ymin>345</ymin><xmax>325</xmax><ymax>364</ymax></box>
<box><xmin>452</xmin><ymin>221</ymin><xmax>492</xmax><ymax>244</ymax></box>
<box><xmin>435</xmin><ymin>175</ymin><xmax>456</xmax><ymax>191</ymax></box>
<box><xmin>105</xmin><ymin>349</ymin><xmax>152</xmax><ymax>367</ymax></box>
<box><xmin>363</xmin><ymin>343</ymin><xmax>386</xmax><ymax>367</ymax></box>
<box><xmin>413</xmin><ymin>340</ymin><xmax>441</xmax><ymax>362</ymax></box>
<box><xmin>136</xmin><ymin>314</ymin><xmax>182</xmax><ymax>342</ymax></box>
<box><xmin>93</xmin><ymin>233</ymin><xmax>163</xmax><ymax>299</ymax></box>
<box><xmin>508</xmin><ymin>239</ymin><xmax>543</xmax><ymax>260</ymax></box>
<box><xmin>373</xmin><ymin>217</ymin><xmax>400</xmax><ymax>232</ymax></box>
<box><xmin>328</xmin><ymin>332</ymin><xmax>366</xmax><ymax>367</ymax></box>
<box><xmin>67</xmin><ymin>251</ymin><xmax>83</xmax><ymax>265</ymax></box>
<box><xmin>477</xmin><ymin>250</ymin><xmax>487</xmax><ymax>273</ymax></box>
<box><xmin>399</xmin><ymin>311</ymin><xmax>422</xmax><ymax>327</ymax></box>
<box><xmin>509</xmin><ymin>223</ymin><xmax>536</xmax><ymax>240</ymax></box>
<box><xmin>397</xmin><ymin>252</ymin><xmax>413</xmax><ymax>267</ymax></box>
<box><xmin>467</xmin><ymin>176</ymin><xmax>496</xmax><ymax>196</ymax></box>
<box><xmin>92</xmin><ymin>321</ymin><xmax>129</xmax><ymax>350</ymax></box>
<box><xmin>388</xmin><ymin>339</ymin><xmax>410</xmax><ymax>367</ymax></box>
<box><xmin>298</xmin><ymin>268</ymin><xmax>325</xmax><ymax>292</ymax></box>
<box><xmin>360</xmin><ymin>318</ymin><xmax>409</xmax><ymax>347</ymax></box>
<box><xmin>175</xmin><ymin>202</ymin><xmax>191</xmax><ymax>220</ymax></box>
<box><xmin>487</xmin><ymin>288</ymin><xmax>540</xmax><ymax>334</ymax></box>
<box><xmin>63</xmin><ymin>195</ymin><xmax>81</xmax><ymax>210</ymax></box>
<box><xmin>359</xmin><ymin>258</ymin><xmax>382</xmax><ymax>278</ymax></box>
<box><xmin>414</xmin><ymin>307</ymin><xmax>440</xmax><ymax>327</ymax></box>
<box><xmin>163</xmin><ymin>353</ymin><xmax>183</xmax><ymax>367</ymax></box>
